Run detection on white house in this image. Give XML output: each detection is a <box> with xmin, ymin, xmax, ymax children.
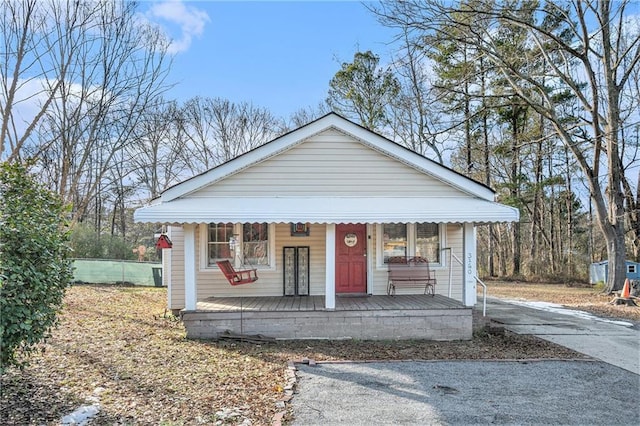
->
<box><xmin>134</xmin><ymin>113</ymin><xmax>519</xmax><ymax>340</ymax></box>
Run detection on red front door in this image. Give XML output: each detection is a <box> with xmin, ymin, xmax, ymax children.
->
<box><xmin>335</xmin><ymin>224</ymin><xmax>367</xmax><ymax>293</ymax></box>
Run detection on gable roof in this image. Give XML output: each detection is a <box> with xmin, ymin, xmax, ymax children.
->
<box><xmin>135</xmin><ymin>113</ymin><xmax>519</xmax><ymax>224</ymax></box>
<box><xmin>159</xmin><ymin>112</ymin><xmax>495</xmax><ymax>202</ymax></box>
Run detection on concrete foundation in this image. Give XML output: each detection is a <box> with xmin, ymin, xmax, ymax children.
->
<box><xmin>182</xmin><ymin>308</ymin><xmax>472</xmax><ymax>341</ymax></box>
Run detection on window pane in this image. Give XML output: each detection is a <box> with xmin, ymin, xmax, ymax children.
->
<box><xmin>208</xmin><ymin>223</ymin><xmax>234</xmax><ymax>266</ymax></box>
<box><xmin>243</xmin><ymin>223</ymin><xmax>269</xmax><ymax>266</ymax></box>
<box><xmin>416</xmin><ymin>223</ymin><xmax>439</xmax><ymax>262</ymax></box>
<box><xmin>383</xmin><ymin>224</ymin><xmax>407</xmax><ymax>263</ymax></box>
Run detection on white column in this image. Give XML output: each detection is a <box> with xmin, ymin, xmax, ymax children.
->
<box><xmin>184</xmin><ymin>224</ymin><xmax>197</xmax><ymax>310</ymax></box>
<box><xmin>325</xmin><ymin>224</ymin><xmax>336</xmax><ymax>310</ymax></box>
<box><xmin>366</xmin><ymin>224</ymin><xmax>373</xmax><ymax>295</ymax></box>
<box><xmin>462</xmin><ymin>222</ymin><xmax>477</xmax><ymax>307</ymax></box>
<box><xmin>165</xmin><ymin>226</ymin><xmax>173</xmax><ymax>309</ymax></box>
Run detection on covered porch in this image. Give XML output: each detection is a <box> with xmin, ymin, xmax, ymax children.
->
<box><xmin>134</xmin><ymin>114</ymin><xmax>520</xmax><ymax>341</ymax></box>
<box><xmin>182</xmin><ymin>294</ymin><xmax>472</xmax><ymax>340</ymax></box>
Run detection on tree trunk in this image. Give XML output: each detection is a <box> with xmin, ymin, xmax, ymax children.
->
<box><xmin>529</xmin><ymin>119</ymin><xmax>544</xmax><ymax>276</ymax></box>
<box><xmin>564</xmin><ymin>146</ymin><xmax>573</xmax><ymax>276</ymax></box>
<box><xmin>606</xmin><ymin>228</ymin><xmax>627</xmax><ymax>293</ymax></box>
<box><xmin>511</xmin><ymin>111</ymin><xmax>521</xmax><ymax>276</ymax></box>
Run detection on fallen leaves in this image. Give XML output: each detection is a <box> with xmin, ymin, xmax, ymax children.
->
<box><xmin>2</xmin><ymin>284</ymin><xmax>590</xmax><ymax>425</ymax></box>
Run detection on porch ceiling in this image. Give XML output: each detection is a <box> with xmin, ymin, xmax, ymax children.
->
<box><xmin>134</xmin><ymin>196</ymin><xmax>519</xmax><ymax>224</ymax></box>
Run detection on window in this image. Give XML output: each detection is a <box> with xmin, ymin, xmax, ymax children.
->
<box><xmin>243</xmin><ymin>223</ymin><xmax>269</xmax><ymax>266</ymax></box>
<box><xmin>379</xmin><ymin>223</ymin><xmax>443</xmax><ymax>266</ymax></box>
<box><xmin>207</xmin><ymin>223</ymin><xmax>234</xmax><ymax>266</ymax></box>
<box><xmin>382</xmin><ymin>224</ymin><xmax>407</xmax><ymax>262</ymax></box>
<box><xmin>416</xmin><ymin>223</ymin><xmax>440</xmax><ymax>262</ymax></box>
<box><xmin>204</xmin><ymin>223</ymin><xmax>273</xmax><ymax>269</ymax></box>
<box><xmin>628</xmin><ymin>264</ymin><xmax>637</xmax><ymax>274</ymax></box>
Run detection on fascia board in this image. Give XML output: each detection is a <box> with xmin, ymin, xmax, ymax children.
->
<box><xmin>160</xmin><ymin>113</ymin><xmax>496</xmax><ymax>202</ymax></box>
<box><xmin>333</xmin><ymin>119</ymin><xmax>496</xmax><ymax>201</ymax></box>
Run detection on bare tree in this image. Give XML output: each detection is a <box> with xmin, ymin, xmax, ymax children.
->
<box><xmin>287</xmin><ymin>102</ymin><xmax>330</xmax><ymax>129</ymax></box>
<box><xmin>1</xmin><ymin>0</ymin><xmax>81</xmax><ymax>160</ymax></box>
<box><xmin>127</xmin><ymin>99</ymin><xmax>187</xmax><ymax>200</ymax></box>
<box><xmin>388</xmin><ymin>29</ymin><xmax>445</xmax><ymax>162</ymax></box>
<box><xmin>373</xmin><ymin>0</ymin><xmax>640</xmax><ymax>292</ymax></box>
<box><xmin>12</xmin><ymin>0</ymin><xmax>171</xmax><ymax>223</ymax></box>
<box><xmin>179</xmin><ymin>97</ymin><xmax>284</xmax><ymax>174</ymax></box>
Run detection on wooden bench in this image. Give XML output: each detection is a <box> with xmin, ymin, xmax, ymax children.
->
<box><xmin>387</xmin><ymin>256</ymin><xmax>436</xmax><ymax>296</ymax></box>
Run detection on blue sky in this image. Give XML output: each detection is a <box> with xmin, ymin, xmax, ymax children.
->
<box><xmin>142</xmin><ymin>0</ymin><xmax>398</xmax><ymax>119</ymax></box>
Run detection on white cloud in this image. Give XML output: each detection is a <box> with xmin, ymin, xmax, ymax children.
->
<box><xmin>145</xmin><ymin>0</ymin><xmax>210</xmax><ymax>54</ymax></box>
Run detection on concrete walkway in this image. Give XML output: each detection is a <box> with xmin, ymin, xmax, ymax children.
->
<box><xmin>481</xmin><ymin>297</ymin><xmax>640</xmax><ymax>375</ymax></box>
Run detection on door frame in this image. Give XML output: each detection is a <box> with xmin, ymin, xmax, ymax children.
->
<box><xmin>334</xmin><ymin>223</ymin><xmax>368</xmax><ymax>294</ymax></box>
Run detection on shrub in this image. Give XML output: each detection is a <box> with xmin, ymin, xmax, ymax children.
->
<box><xmin>69</xmin><ymin>223</ymin><xmax>104</xmax><ymax>258</ymax></box>
<box><xmin>0</xmin><ymin>163</ymin><xmax>73</xmax><ymax>372</ymax></box>
<box><xmin>69</xmin><ymin>224</ymin><xmax>136</xmax><ymax>260</ymax></box>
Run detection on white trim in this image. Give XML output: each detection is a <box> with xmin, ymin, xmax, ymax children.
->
<box><xmin>366</xmin><ymin>224</ymin><xmax>373</xmax><ymax>295</ymax></box>
<box><xmin>184</xmin><ymin>224</ymin><xmax>197</xmax><ymax>311</ymax></box>
<box><xmin>462</xmin><ymin>223</ymin><xmax>476</xmax><ymax>307</ymax></box>
<box><xmin>161</xmin><ymin>118</ymin><xmax>336</xmax><ymax>202</ymax></box>
<box><xmin>376</xmin><ymin>223</ymin><xmax>446</xmax><ymax>270</ymax></box>
<box><xmin>325</xmin><ymin>224</ymin><xmax>336</xmax><ymax>310</ymax></box>
<box><xmin>158</xmin><ymin>114</ymin><xmax>496</xmax><ymax>203</ymax></box>
<box><xmin>165</xmin><ymin>226</ymin><xmax>173</xmax><ymax>309</ymax></box>
<box><xmin>199</xmin><ymin>222</ymin><xmax>276</xmax><ymax>271</ymax></box>
<box><xmin>135</xmin><ymin>196</ymin><xmax>519</xmax><ymax>224</ymax></box>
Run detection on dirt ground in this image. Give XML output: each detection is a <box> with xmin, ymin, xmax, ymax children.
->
<box><xmin>0</xmin><ymin>283</ymin><xmax>631</xmax><ymax>425</ymax></box>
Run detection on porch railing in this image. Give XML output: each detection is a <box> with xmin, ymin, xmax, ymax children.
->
<box><xmin>442</xmin><ymin>248</ymin><xmax>487</xmax><ymax>317</ymax></box>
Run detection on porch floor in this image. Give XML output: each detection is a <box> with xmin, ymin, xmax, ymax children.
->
<box><xmin>196</xmin><ymin>294</ymin><xmax>465</xmax><ymax>312</ymax></box>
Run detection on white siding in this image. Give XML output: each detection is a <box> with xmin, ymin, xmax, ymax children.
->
<box><xmin>164</xmin><ymin>127</ymin><xmax>479</xmax><ymax>309</ymax></box>
<box><xmin>369</xmin><ymin>224</ymin><xmax>464</xmax><ymax>300</ymax></box>
<box><xmin>168</xmin><ymin>222</ymin><xmax>467</xmax><ymax>309</ymax></box>
<box><xmin>193</xmin><ymin>223</ymin><xmax>327</xmax><ymax>299</ymax></box>
<box><xmin>190</xmin><ymin>129</ymin><xmax>464</xmax><ymax>198</ymax></box>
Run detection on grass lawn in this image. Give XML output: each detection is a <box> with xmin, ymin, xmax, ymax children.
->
<box><xmin>0</xmin><ymin>284</ymin><xmax>612</xmax><ymax>425</ymax></box>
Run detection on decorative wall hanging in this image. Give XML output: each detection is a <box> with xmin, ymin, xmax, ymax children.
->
<box><xmin>290</xmin><ymin>222</ymin><xmax>310</xmax><ymax>237</ymax></box>
<box><xmin>344</xmin><ymin>233</ymin><xmax>358</xmax><ymax>247</ymax></box>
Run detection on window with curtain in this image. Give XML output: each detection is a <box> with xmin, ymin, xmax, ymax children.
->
<box><xmin>382</xmin><ymin>223</ymin><xmax>407</xmax><ymax>262</ymax></box>
<box><xmin>380</xmin><ymin>223</ymin><xmax>441</xmax><ymax>264</ymax></box>
<box><xmin>416</xmin><ymin>222</ymin><xmax>440</xmax><ymax>263</ymax></box>
<box><xmin>243</xmin><ymin>222</ymin><xmax>269</xmax><ymax>266</ymax></box>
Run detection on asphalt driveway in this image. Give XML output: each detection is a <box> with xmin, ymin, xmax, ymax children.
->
<box><xmin>291</xmin><ymin>299</ymin><xmax>640</xmax><ymax>425</ymax></box>
<box><xmin>292</xmin><ymin>360</ymin><xmax>639</xmax><ymax>425</ymax></box>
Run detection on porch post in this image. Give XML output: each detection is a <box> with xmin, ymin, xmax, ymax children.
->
<box><xmin>325</xmin><ymin>224</ymin><xmax>336</xmax><ymax>310</ymax></box>
<box><xmin>183</xmin><ymin>224</ymin><xmax>197</xmax><ymax>310</ymax></box>
<box><xmin>165</xmin><ymin>226</ymin><xmax>173</xmax><ymax>309</ymax></box>
<box><xmin>462</xmin><ymin>222</ymin><xmax>477</xmax><ymax>307</ymax></box>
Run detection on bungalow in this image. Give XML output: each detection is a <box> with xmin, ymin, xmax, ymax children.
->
<box><xmin>134</xmin><ymin>113</ymin><xmax>519</xmax><ymax>340</ymax></box>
